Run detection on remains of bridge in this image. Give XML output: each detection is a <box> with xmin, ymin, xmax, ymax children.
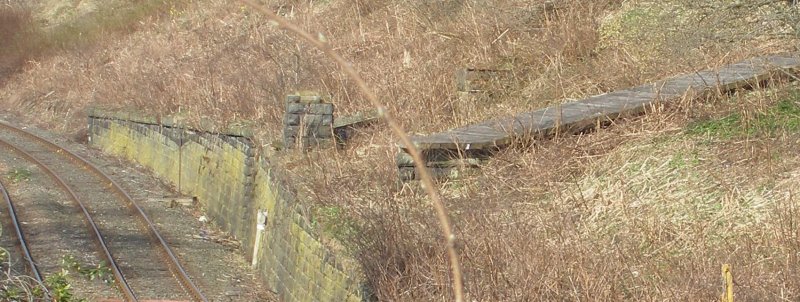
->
<box><xmin>397</xmin><ymin>54</ymin><xmax>800</xmax><ymax>181</ymax></box>
<box><xmin>79</xmin><ymin>51</ymin><xmax>800</xmax><ymax>299</ymax></box>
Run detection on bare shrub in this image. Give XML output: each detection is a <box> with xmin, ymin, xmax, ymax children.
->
<box><xmin>0</xmin><ymin>3</ymin><xmax>35</xmax><ymax>82</ymax></box>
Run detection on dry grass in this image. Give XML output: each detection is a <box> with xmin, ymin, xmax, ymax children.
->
<box><xmin>0</xmin><ymin>242</ymin><xmax>47</xmax><ymax>300</ymax></box>
<box><xmin>319</xmin><ymin>83</ymin><xmax>800</xmax><ymax>301</ymax></box>
<box><xmin>0</xmin><ymin>2</ymin><xmax>37</xmax><ymax>84</ymax></box>
<box><xmin>1</xmin><ymin>0</ymin><xmax>800</xmax><ymax>300</ymax></box>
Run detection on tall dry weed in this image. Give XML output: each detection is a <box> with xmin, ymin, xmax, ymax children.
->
<box><xmin>0</xmin><ymin>0</ymin><xmax>799</xmax><ymax>300</ymax></box>
<box><xmin>0</xmin><ymin>3</ymin><xmax>36</xmax><ymax>83</ymax></box>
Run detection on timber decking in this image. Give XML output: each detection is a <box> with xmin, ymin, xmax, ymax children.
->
<box><xmin>401</xmin><ymin>54</ymin><xmax>800</xmax><ymax>152</ymax></box>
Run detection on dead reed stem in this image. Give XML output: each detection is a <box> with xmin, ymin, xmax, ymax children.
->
<box><xmin>236</xmin><ymin>0</ymin><xmax>465</xmax><ymax>300</ymax></box>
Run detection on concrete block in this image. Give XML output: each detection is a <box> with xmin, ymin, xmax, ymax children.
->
<box><xmin>244</xmin><ymin>145</ymin><xmax>257</xmax><ymax>156</ymax></box>
<box><xmin>333</xmin><ymin>109</ymin><xmax>379</xmax><ymax>129</ymax></box>
<box><xmin>283</xmin><ymin>136</ymin><xmax>298</xmax><ymax>149</ymax></box>
<box><xmin>396</xmin><ymin>151</ymin><xmax>414</xmax><ymax>167</ymax></box>
<box><xmin>184</xmin><ymin>132</ymin><xmax>199</xmax><ymax>144</ymax></box>
<box><xmin>222</xmin><ymin>135</ymin><xmax>241</xmax><ymax>148</ymax></box>
<box><xmin>306</xmin><ymin>104</ymin><xmax>334</xmax><ymax>115</ymax></box>
<box><xmin>315</xmin><ymin>127</ymin><xmax>333</xmax><ymax>139</ymax></box>
<box><xmin>320</xmin><ymin>114</ymin><xmax>333</xmax><ymax>126</ymax></box>
<box><xmin>243</xmin><ymin>182</ymin><xmax>254</xmax><ymax>194</ymax></box>
<box><xmin>302</xmin><ymin>114</ymin><xmax>325</xmax><ymax>127</ymax></box>
<box><xmin>284</xmin><ymin>113</ymin><xmax>301</xmax><ymax>126</ymax></box>
<box><xmin>286</xmin><ymin>95</ymin><xmax>301</xmax><ymax>103</ymax></box>
<box><xmin>244</xmin><ymin>157</ymin><xmax>256</xmax><ymax>168</ymax></box>
<box><xmin>299</xmin><ymin>95</ymin><xmax>323</xmax><ymax>104</ymax></box>
<box><xmin>286</xmin><ymin>102</ymin><xmax>307</xmax><ymax>114</ymax></box>
<box><xmin>284</xmin><ymin>126</ymin><xmax>306</xmax><ymax>136</ymax></box>
<box><xmin>283</xmin><ymin>128</ymin><xmax>299</xmax><ymax>140</ymax></box>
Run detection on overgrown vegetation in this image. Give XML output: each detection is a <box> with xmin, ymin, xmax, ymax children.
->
<box><xmin>6</xmin><ymin>168</ymin><xmax>32</xmax><ymax>183</ymax></box>
<box><xmin>687</xmin><ymin>94</ymin><xmax>800</xmax><ymax>139</ymax></box>
<box><xmin>0</xmin><ymin>227</ymin><xmax>88</xmax><ymax>302</ymax></box>
<box><xmin>313</xmin><ymin>205</ymin><xmax>359</xmax><ymax>246</ymax></box>
<box><xmin>0</xmin><ymin>243</ymin><xmax>40</xmax><ymax>301</ymax></box>
<box><xmin>0</xmin><ymin>253</ymin><xmax>105</xmax><ymax>301</ymax></box>
<box><xmin>61</xmin><ymin>255</ymin><xmax>113</xmax><ymax>285</ymax></box>
<box><xmin>0</xmin><ymin>2</ymin><xmax>37</xmax><ymax>82</ymax></box>
<box><xmin>0</xmin><ymin>0</ymin><xmax>186</xmax><ymax>86</ymax></box>
<box><xmin>1</xmin><ymin>0</ymin><xmax>799</xmax><ymax>300</ymax></box>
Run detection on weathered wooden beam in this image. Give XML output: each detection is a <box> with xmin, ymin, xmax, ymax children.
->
<box><xmin>397</xmin><ymin>54</ymin><xmax>800</xmax><ymax>181</ymax></box>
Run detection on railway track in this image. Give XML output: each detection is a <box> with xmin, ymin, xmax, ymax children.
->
<box><xmin>0</xmin><ymin>122</ymin><xmax>207</xmax><ymax>302</ymax></box>
<box><xmin>0</xmin><ymin>178</ymin><xmax>45</xmax><ymax>288</ymax></box>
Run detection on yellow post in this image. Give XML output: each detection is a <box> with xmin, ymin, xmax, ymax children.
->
<box><xmin>721</xmin><ymin>264</ymin><xmax>733</xmax><ymax>302</ymax></box>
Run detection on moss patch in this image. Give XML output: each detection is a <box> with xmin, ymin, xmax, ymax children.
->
<box><xmin>686</xmin><ymin>93</ymin><xmax>800</xmax><ymax>139</ymax></box>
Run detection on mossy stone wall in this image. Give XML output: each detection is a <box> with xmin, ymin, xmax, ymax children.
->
<box><xmin>87</xmin><ymin>110</ymin><xmax>365</xmax><ymax>302</ymax></box>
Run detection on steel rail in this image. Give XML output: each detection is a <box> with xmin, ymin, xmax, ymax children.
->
<box><xmin>0</xmin><ymin>139</ymin><xmax>138</xmax><ymax>302</ymax></box>
<box><xmin>0</xmin><ymin>179</ymin><xmax>47</xmax><ymax>291</ymax></box>
<box><xmin>0</xmin><ymin>122</ymin><xmax>208</xmax><ymax>302</ymax></box>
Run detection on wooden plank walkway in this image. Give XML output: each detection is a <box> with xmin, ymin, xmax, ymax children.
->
<box><xmin>401</xmin><ymin>54</ymin><xmax>800</xmax><ymax>152</ymax></box>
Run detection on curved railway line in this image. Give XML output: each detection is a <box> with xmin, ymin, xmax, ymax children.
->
<box><xmin>0</xmin><ymin>122</ymin><xmax>208</xmax><ymax>302</ymax></box>
<box><xmin>0</xmin><ymin>178</ymin><xmax>45</xmax><ymax>289</ymax></box>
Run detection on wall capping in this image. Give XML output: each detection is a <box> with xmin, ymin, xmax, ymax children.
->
<box><xmin>87</xmin><ymin>107</ymin><xmax>255</xmax><ymax>137</ymax></box>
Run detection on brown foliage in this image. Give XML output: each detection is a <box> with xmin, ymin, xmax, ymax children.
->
<box><xmin>0</xmin><ymin>3</ymin><xmax>35</xmax><ymax>82</ymax></box>
<box><xmin>1</xmin><ymin>0</ymin><xmax>800</xmax><ymax>300</ymax></box>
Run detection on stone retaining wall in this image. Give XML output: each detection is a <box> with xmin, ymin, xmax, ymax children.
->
<box><xmin>87</xmin><ymin>110</ymin><xmax>365</xmax><ymax>302</ymax></box>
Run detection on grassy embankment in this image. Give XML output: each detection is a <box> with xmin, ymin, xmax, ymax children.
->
<box><xmin>1</xmin><ymin>0</ymin><xmax>799</xmax><ymax>300</ymax></box>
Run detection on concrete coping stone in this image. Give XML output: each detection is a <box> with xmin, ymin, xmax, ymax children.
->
<box><xmin>287</xmin><ymin>94</ymin><xmax>325</xmax><ymax>104</ymax></box>
<box><xmin>333</xmin><ymin>109</ymin><xmax>380</xmax><ymax>129</ymax></box>
<box><xmin>88</xmin><ymin>107</ymin><xmax>159</xmax><ymax>124</ymax></box>
<box><xmin>87</xmin><ymin>107</ymin><xmax>255</xmax><ymax>137</ymax></box>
